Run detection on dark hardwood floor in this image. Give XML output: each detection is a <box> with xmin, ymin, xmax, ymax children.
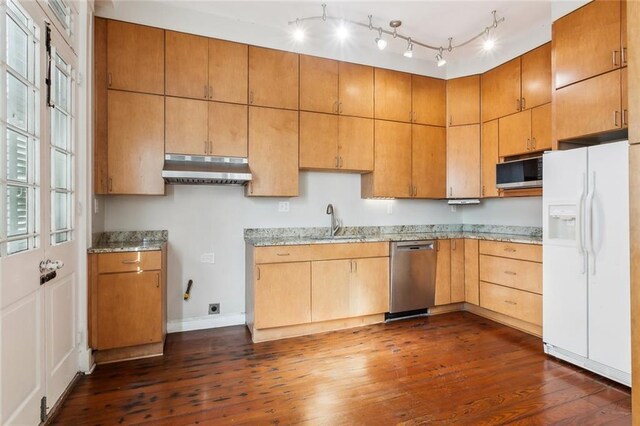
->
<box><xmin>51</xmin><ymin>312</ymin><xmax>631</xmax><ymax>425</ymax></box>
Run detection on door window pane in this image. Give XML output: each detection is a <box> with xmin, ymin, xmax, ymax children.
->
<box><xmin>51</xmin><ymin>108</ymin><xmax>68</xmax><ymax>149</ymax></box>
<box><xmin>7</xmin><ymin>129</ymin><xmax>29</xmax><ymax>182</ymax></box>
<box><xmin>7</xmin><ymin>185</ymin><xmax>28</xmax><ymax>237</ymax></box>
<box><xmin>7</xmin><ymin>15</ymin><xmax>28</xmax><ymax>78</ymax></box>
<box><xmin>7</xmin><ymin>72</ymin><xmax>28</xmax><ymax>130</ymax></box>
<box><xmin>52</xmin><ymin>149</ymin><xmax>68</xmax><ymax>189</ymax></box>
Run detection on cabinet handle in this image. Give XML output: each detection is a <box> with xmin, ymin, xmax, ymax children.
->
<box><xmin>108</xmin><ymin>177</ymin><xmax>113</xmax><ymax>192</ymax></box>
<box><xmin>613</xmin><ymin>50</ymin><xmax>619</xmax><ymax>67</ymax></box>
<box><xmin>526</xmin><ymin>138</ymin><xmax>531</xmax><ymax>150</ymax></box>
<box><xmin>449</xmin><ymin>115</ymin><xmax>453</xmax><ymax>126</ymax></box>
<box><xmin>482</xmin><ymin>185</ymin><xmax>485</xmax><ymax>197</ymax></box>
<box><xmin>623</xmin><ymin>109</ymin><xmax>628</xmax><ymax>126</ymax></box>
<box><xmin>204</xmin><ymin>141</ymin><xmax>208</xmax><ymax>154</ymax></box>
<box><xmin>622</xmin><ymin>47</ymin><xmax>627</xmax><ymax>65</ymax></box>
<box><xmin>532</xmin><ymin>137</ymin><xmax>536</xmax><ymax>150</ymax></box>
<box><xmin>121</xmin><ymin>259</ymin><xmax>141</xmax><ymax>264</ymax></box>
<box><xmin>449</xmin><ymin>187</ymin><xmax>453</xmax><ymax>197</ymax></box>
<box><xmin>333</xmin><ymin>101</ymin><xmax>338</xmax><ymax>114</ymax></box>
<box><xmin>504</xmin><ymin>300</ymin><xmax>517</xmax><ymax>305</ymax></box>
<box><xmin>204</xmin><ymin>85</ymin><xmax>208</xmax><ymax>99</ymax></box>
<box><xmin>339</xmin><ymin>157</ymin><xmax>343</xmax><ymax>168</ymax></box>
<box><xmin>108</xmin><ymin>72</ymin><xmax>112</xmax><ymax>87</ymax></box>
<box><xmin>409</xmin><ymin>111</ymin><xmax>413</xmax><ymax>122</ymax></box>
<box><xmin>209</xmin><ymin>85</ymin><xmax>213</xmax><ymax>99</ymax></box>
<box><xmin>413</xmin><ymin>111</ymin><xmax>417</xmax><ymax>122</ymax></box>
<box><xmin>209</xmin><ymin>141</ymin><xmax>213</xmax><ymax>154</ymax></box>
<box><xmin>353</xmin><ymin>260</ymin><xmax>357</xmax><ymax>273</ymax></box>
<box><xmin>249</xmin><ymin>91</ymin><xmax>254</xmax><ymax>104</ymax></box>
<box><xmin>504</xmin><ymin>271</ymin><xmax>517</xmax><ymax>276</ymax></box>
<box><xmin>409</xmin><ymin>184</ymin><xmax>413</xmax><ymax>196</ymax></box>
<box><xmin>339</xmin><ymin>102</ymin><xmax>343</xmax><ymax>114</ymax></box>
<box><xmin>614</xmin><ymin>111</ymin><xmax>620</xmax><ymax>127</ymax></box>
<box><xmin>504</xmin><ymin>247</ymin><xmax>516</xmax><ymax>253</ymax></box>
<box><xmin>516</xmin><ymin>98</ymin><xmax>521</xmax><ymax>111</ymax></box>
<box><xmin>436</xmin><ymin>240</ymin><xmax>441</xmax><ymax>251</ymax></box>
<box><xmin>413</xmin><ymin>185</ymin><xmax>417</xmax><ymax>197</ymax></box>
<box><xmin>335</xmin><ymin>156</ymin><xmax>339</xmax><ymax>168</ymax></box>
<box><xmin>249</xmin><ymin>182</ymin><xmax>254</xmax><ymax>194</ymax></box>
<box><xmin>521</xmin><ymin>97</ymin><xmax>526</xmax><ymax>110</ymax></box>
<box><xmin>256</xmin><ymin>266</ymin><xmax>260</xmax><ymax>280</ymax></box>
<box><xmin>350</xmin><ymin>260</ymin><xmax>353</xmax><ymax>273</ymax></box>
<box><xmin>452</xmin><ymin>240</ymin><xmax>457</xmax><ymax>250</ymax></box>
<box><xmin>276</xmin><ymin>253</ymin><xmax>290</xmax><ymax>256</ymax></box>
<box><xmin>156</xmin><ymin>273</ymin><xmax>160</xmax><ymax>288</ymax></box>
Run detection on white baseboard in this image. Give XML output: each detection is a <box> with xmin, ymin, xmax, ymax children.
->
<box><xmin>167</xmin><ymin>313</ymin><xmax>246</xmax><ymax>333</ymax></box>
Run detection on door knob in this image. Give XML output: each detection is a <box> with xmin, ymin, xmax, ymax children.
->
<box><xmin>39</xmin><ymin>259</ymin><xmax>64</xmax><ymax>273</ymax></box>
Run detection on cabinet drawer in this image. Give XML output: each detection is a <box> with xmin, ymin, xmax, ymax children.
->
<box><xmin>480</xmin><ymin>282</ymin><xmax>542</xmax><ymax>326</ymax></box>
<box><xmin>479</xmin><ymin>240</ymin><xmax>541</xmax><ymax>262</ymax></box>
<box><xmin>479</xmin><ymin>255</ymin><xmax>542</xmax><ymax>294</ymax></box>
<box><xmin>255</xmin><ymin>242</ymin><xmax>389</xmax><ymax>264</ymax></box>
<box><xmin>97</xmin><ymin>251</ymin><xmax>162</xmax><ymax>273</ymax></box>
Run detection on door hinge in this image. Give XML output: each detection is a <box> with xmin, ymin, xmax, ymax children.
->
<box><xmin>40</xmin><ymin>396</ymin><xmax>48</xmax><ymax>423</ymax></box>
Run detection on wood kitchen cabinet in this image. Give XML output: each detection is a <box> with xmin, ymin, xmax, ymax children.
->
<box><xmin>89</xmin><ymin>249</ymin><xmax>167</xmax><ymax>363</ymax></box>
<box><xmin>209</xmin><ymin>38</ymin><xmax>248</xmax><ymax>104</ymax></box>
<box><xmin>521</xmin><ymin>43</ymin><xmax>552</xmax><ymax>110</ymax></box>
<box><xmin>165</xmin><ymin>97</ymin><xmax>248</xmax><ymax>157</ymax></box>
<box><xmin>375</xmin><ymin>68</ymin><xmax>412</xmax><ymax>122</ymax></box>
<box><xmin>434</xmin><ymin>240</ymin><xmax>451</xmax><ymax>305</ymax></box>
<box><xmin>464</xmin><ymin>239</ymin><xmax>480</xmax><ymax>305</ymax></box>
<box><xmin>339</xmin><ymin>62</ymin><xmax>375</xmax><ymax>118</ymax></box>
<box><xmin>247</xmin><ymin>107</ymin><xmax>298</xmax><ymax>197</ymax></box>
<box><xmin>107</xmin><ymin>20</ymin><xmax>164</xmax><ymax>95</ymax></box>
<box><xmin>107</xmin><ymin>90</ymin><xmax>165</xmax><ymax>195</ymax></box>
<box><xmin>249</xmin><ymin>47</ymin><xmax>298</xmax><ymax>110</ymax></box>
<box><xmin>300</xmin><ymin>56</ymin><xmax>339</xmax><ymax>114</ymax></box>
<box><xmin>553</xmin><ymin>0</ymin><xmax>623</xmax><ymax>89</ymax></box>
<box><xmin>446</xmin><ymin>124</ymin><xmax>481</xmax><ymax>198</ymax></box>
<box><xmin>411</xmin><ymin>125</ymin><xmax>446</xmax><ymax>198</ymax></box>
<box><xmin>498</xmin><ymin>103</ymin><xmax>551</xmax><ymax>157</ymax></box>
<box><xmin>299</xmin><ymin>112</ymin><xmax>373</xmax><ymax>172</ymax></box>
<box><xmin>446</xmin><ymin>75</ymin><xmax>480</xmax><ymax>126</ymax></box>
<box><xmin>482</xmin><ymin>120</ymin><xmax>499</xmax><ymax>198</ymax></box>
<box><xmin>482</xmin><ymin>58</ymin><xmax>522</xmax><ymax>123</ymax></box>
<box><xmin>165</xmin><ymin>31</ymin><xmax>209</xmax><ymax>100</ymax></box>
<box><xmin>450</xmin><ymin>239</ymin><xmax>465</xmax><ymax>303</ymax></box>
<box><xmin>412</xmin><ymin>75</ymin><xmax>446</xmax><ymax>126</ymax></box>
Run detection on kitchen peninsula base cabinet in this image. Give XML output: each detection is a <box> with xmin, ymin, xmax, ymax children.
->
<box><xmin>246</xmin><ymin>242</ymin><xmax>390</xmax><ymax>342</ymax></box>
<box><xmin>88</xmin><ymin>248</ymin><xmax>167</xmax><ymax>364</ymax></box>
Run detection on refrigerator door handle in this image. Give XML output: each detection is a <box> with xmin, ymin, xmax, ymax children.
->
<box><xmin>576</xmin><ymin>172</ymin><xmax>586</xmax><ymax>274</ymax></box>
<box><xmin>585</xmin><ymin>171</ymin><xmax>596</xmax><ymax>275</ymax></box>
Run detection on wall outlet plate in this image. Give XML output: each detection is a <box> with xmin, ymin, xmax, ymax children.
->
<box><xmin>278</xmin><ymin>201</ymin><xmax>290</xmax><ymax>212</ymax></box>
<box><xmin>208</xmin><ymin>303</ymin><xmax>220</xmax><ymax>315</ymax></box>
<box><xmin>200</xmin><ymin>253</ymin><xmax>215</xmax><ymax>264</ymax></box>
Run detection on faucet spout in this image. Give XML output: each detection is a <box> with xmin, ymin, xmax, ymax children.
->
<box><xmin>326</xmin><ymin>203</ymin><xmax>341</xmax><ymax>236</ymax></box>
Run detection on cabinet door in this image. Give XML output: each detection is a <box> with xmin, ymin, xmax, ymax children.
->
<box><xmin>447</xmin><ymin>75</ymin><xmax>480</xmax><ymax>126</ymax></box>
<box><xmin>362</xmin><ymin>121</ymin><xmax>412</xmax><ymax>198</ymax></box>
<box><xmin>254</xmin><ymin>262</ymin><xmax>311</xmax><ymax>329</ymax></box>
<box><xmin>446</xmin><ymin>124</ymin><xmax>481</xmax><ymax>198</ymax></box>
<box><xmin>412</xmin><ymin>125</ymin><xmax>446</xmax><ymax>198</ymax></box>
<box><xmin>299</xmin><ymin>112</ymin><xmax>338</xmax><ymax>170</ymax></box>
<box><xmin>481</xmin><ymin>58</ymin><xmax>521</xmax><ymax>122</ymax></box>
<box><xmin>107</xmin><ymin>90</ymin><xmax>165</xmax><ymax>195</ymax></box>
<box><xmin>165</xmin><ymin>97</ymin><xmax>208</xmax><ymax>155</ymax></box>
<box><xmin>555</xmin><ymin>70</ymin><xmax>622</xmax><ymax>141</ymax></box>
<box><xmin>498</xmin><ymin>110</ymin><xmax>531</xmax><ymax>157</ymax></box>
<box><xmin>553</xmin><ymin>0</ymin><xmax>621</xmax><ymax>89</ymax></box>
<box><xmin>435</xmin><ymin>240</ymin><xmax>451</xmax><ymax>305</ymax></box>
<box><xmin>249</xmin><ymin>47</ymin><xmax>298</xmax><ymax>110</ymax></box>
<box><xmin>450</xmin><ymin>239</ymin><xmax>465</xmax><ymax>303</ymax></box>
<box><xmin>531</xmin><ymin>103</ymin><xmax>551</xmax><ymax>152</ymax></box>
<box><xmin>247</xmin><ymin>107</ymin><xmax>299</xmax><ymax>196</ymax></box>
<box><xmin>375</xmin><ymin>68</ymin><xmax>412</xmax><ymax>122</ymax></box>
<box><xmin>107</xmin><ymin>21</ymin><xmax>164</xmax><ymax>94</ymax></box>
<box><xmin>311</xmin><ymin>260</ymin><xmax>351</xmax><ymax>322</ymax></box>
<box><xmin>339</xmin><ymin>116</ymin><xmax>374</xmax><ymax>172</ymax></box>
<box><xmin>350</xmin><ymin>257</ymin><xmax>390</xmax><ymax>317</ymax></box>
<box><xmin>300</xmin><ymin>56</ymin><xmax>339</xmax><ymax>114</ymax></box>
<box><xmin>464</xmin><ymin>239</ymin><xmax>480</xmax><ymax>305</ymax></box>
<box><xmin>521</xmin><ymin>43</ymin><xmax>551</xmax><ymax>109</ymax></box>
<box><xmin>412</xmin><ymin>75</ymin><xmax>446</xmax><ymax>126</ymax></box>
<box><xmin>209</xmin><ymin>39</ymin><xmax>248</xmax><ymax>104</ymax></box>
<box><xmin>209</xmin><ymin>102</ymin><xmax>248</xmax><ymax>157</ymax></box>
<box><xmin>481</xmin><ymin>120</ymin><xmax>499</xmax><ymax>198</ymax></box>
<box><xmin>165</xmin><ymin>31</ymin><xmax>208</xmax><ymax>100</ymax></box>
<box><xmin>339</xmin><ymin>62</ymin><xmax>374</xmax><ymax>118</ymax></box>
<box><xmin>97</xmin><ymin>271</ymin><xmax>162</xmax><ymax>349</ymax></box>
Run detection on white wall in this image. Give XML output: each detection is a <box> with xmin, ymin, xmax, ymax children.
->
<box><xmin>461</xmin><ymin>197</ymin><xmax>543</xmax><ymax>227</ymax></box>
<box><xmin>103</xmin><ymin>172</ymin><xmax>462</xmax><ymax>323</ymax></box>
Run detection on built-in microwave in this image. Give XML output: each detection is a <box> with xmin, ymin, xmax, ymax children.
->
<box><xmin>496</xmin><ymin>157</ymin><xmax>543</xmax><ymax>189</ymax></box>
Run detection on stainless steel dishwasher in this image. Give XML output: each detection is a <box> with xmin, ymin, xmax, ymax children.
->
<box><xmin>389</xmin><ymin>240</ymin><xmax>437</xmax><ymax>318</ymax></box>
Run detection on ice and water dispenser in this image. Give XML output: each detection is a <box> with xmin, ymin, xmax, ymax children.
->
<box><xmin>547</xmin><ymin>204</ymin><xmax>578</xmax><ymax>241</ymax></box>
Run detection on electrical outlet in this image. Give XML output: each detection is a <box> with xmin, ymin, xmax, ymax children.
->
<box><xmin>387</xmin><ymin>202</ymin><xmax>393</xmax><ymax>215</ymax></box>
<box><xmin>450</xmin><ymin>205</ymin><xmax>457</xmax><ymax>212</ymax></box>
<box><xmin>93</xmin><ymin>197</ymin><xmax>99</xmax><ymax>214</ymax></box>
<box><xmin>200</xmin><ymin>253</ymin><xmax>215</xmax><ymax>264</ymax></box>
<box><xmin>208</xmin><ymin>303</ymin><xmax>220</xmax><ymax>315</ymax></box>
<box><xmin>278</xmin><ymin>201</ymin><xmax>290</xmax><ymax>212</ymax></box>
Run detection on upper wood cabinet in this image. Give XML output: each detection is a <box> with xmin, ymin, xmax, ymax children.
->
<box><xmin>521</xmin><ymin>43</ymin><xmax>552</xmax><ymax>109</ymax></box>
<box><xmin>247</xmin><ymin>107</ymin><xmax>299</xmax><ymax>197</ymax></box>
<box><xmin>375</xmin><ymin>68</ymin><xmax>412</xmax><ymax>122</ymax></box>
<box><xmin>481</xmin><ymin>120</ymin><xmax>499</xmax><ymax>198</ymax></box>
<box><xmin>553</xmin><ymin>0</ymin><xmax>622</xmax><ymax>89</ymax></box>
<box><xmin>299</xmin><ymin>113</ymin><xmax>373</xmax><ymax>172</ymax></box>
<box><xmin>447</xmin><ymin>75</ymin><xmax>480</xmax><ymax>126</ymax></box>
<box><xmin>107</xmin><ymin>20</ymin><xmax>164</xmax><ymax>95</ymax></box>
<box><xmin>165</xmin><ymin>31</ymin><xmax>209</xmax><ymax>100</ymax></box>
<box><xmin>209</xmin><ymin>102</ymin><xmax>248</xmax><ymax>157</ymax></box>
<box><xmin>107</xmin><ymin>90</ymin><xmax>165</xmax><ymax>195</ymax></box>
<box><xmin>412</xmin><ymin>125</ymin><xmax>446</xmax><ymax>198</ymax></box>
<box><xmin>338</xmin><ymin>62</ymin><xmax>374</xmax><ymax>118</ymax></box>
<box><xmin>209</xmin><ymin>39</ymin><xmax>248</xmax><ymax>104</ymax></box>
<box><xmin>248</xmin><ymin>47</ymin><xmax>298</xmax><ymax>110</ymax></box>
<box><xmin>446</xmin><ymin>124</ymin><xmax>480</xmax><ymax>198</ymax></box>
<box><xmin>482</xmin><ymin>58</ymin><xmax>522</xmax><ymax>123</ymax></box>
<box><xmin>499</xmin><ymin>103</ymin><xmax>551</xmax><ymax>157</ymax></box>
<box><xmin>300</xmin><ymin>56</ymin><xmax>339</xmax><ymax>114</ymax></box>
<box><xmin>412</xmin><ymin>75</ymin><xmax>446</xmax><ymax>126</ymax></box>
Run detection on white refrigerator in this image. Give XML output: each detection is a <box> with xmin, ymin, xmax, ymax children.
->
<box><xmin>542</xmin><ymin>141</ymin><xmax>631</xmax><ymax>386</ymax></box>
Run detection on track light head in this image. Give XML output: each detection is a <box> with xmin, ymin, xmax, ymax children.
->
<box><xmin>483</xmin><ymin>37</ymin><xmax>495</xmax><ymax>51</ymax></box>
<box><xmin>436</xmin><ymin>53</ymin><xmax>446</xmax><ymax>67</ymax></box>
<box><xmin>293</xmin><ymin>27</ymin><xmax>305</xmax><ymax>42</ymax></box>
<box><xmin>336</xmin><ymin>22</ymin><xmax>349</xmax><ymax>41</ymax></box>
<box><xmin>376</xmin><ymin>37</ymin><xmax>387</xmax><ymax>50</ymax></box>
<box><xmin>403</xmin><ymin>38</ymin><xmax>413</xmax><ymax>58</ymax></box>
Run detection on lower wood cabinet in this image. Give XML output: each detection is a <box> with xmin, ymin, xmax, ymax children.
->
<box><xmin>89</xmin><ymin>248</ymin><xmax>167</xmax><ymax>363</ymax></box>
<box><xmin>247</xmin><ymin>242</ymin><xmax>389</xmax><ymax>342</ymax></box>
<box><xmin>464</xmin><ymin>239</ymin><xmax>480</xmax><ymax>305</ymax></box>
<box><xmin>434</xmin><ymin>239</ymin><xmax>465</xmax><ymax>305</ymax></box>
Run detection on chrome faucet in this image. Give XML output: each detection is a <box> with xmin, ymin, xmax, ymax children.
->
<box><xmin>326</xmin><ymin>203</ymin><xmax>342</xmax><ymax>237</ymax></box>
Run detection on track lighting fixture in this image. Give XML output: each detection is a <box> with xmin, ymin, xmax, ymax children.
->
<box><xmin>288</xmin><ymin>4</ymin><xmax>505</xmax><ymax>65</ymax></box>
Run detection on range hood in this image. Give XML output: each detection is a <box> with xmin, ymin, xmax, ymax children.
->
<box><xmin>162</xmin><ymin>154</ymin><xmax>252</xmax><ymax>185</ymax></box>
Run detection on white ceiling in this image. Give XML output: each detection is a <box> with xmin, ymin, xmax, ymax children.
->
<box><xmin>101</xmin><ymin>1</ymin><xmax>588</xmax><ymax>78</ymax></box>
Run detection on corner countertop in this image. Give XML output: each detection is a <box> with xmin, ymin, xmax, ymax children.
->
<box><xmin>88</xmin><ymin>230</ymin><xmax>168</xmax><ymax>254</ymax></box>
<box><xmin>244</xmin><ymin>225</ymin><xmax>542</xmax><ymax>247</ymax></box>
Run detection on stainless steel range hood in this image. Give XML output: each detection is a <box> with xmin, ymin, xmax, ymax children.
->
<box><xmin>162</xmin><ymin>154</ymin><xmax>252</xmax><ymax>185</ymax></box>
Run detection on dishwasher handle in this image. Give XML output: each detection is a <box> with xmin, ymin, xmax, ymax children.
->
<box><xmin>394</xmin><ymin>241</ymin><xmax>435</xmax><ymax>251</ymax></box>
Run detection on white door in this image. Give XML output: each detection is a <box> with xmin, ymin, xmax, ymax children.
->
<box><xmin>542</xmin><ymin>147</ymin><xmax>589</xmax><ymax>357</ymax></box>
<box><xmin>0</xmin><ymin>0</ymin><xmax>79</xmax><ymax>424</ymax></box>
<box><xmin>586</xmin><ymin>141</ymin><xmax>631</xmax><ymax>375</ymax></box>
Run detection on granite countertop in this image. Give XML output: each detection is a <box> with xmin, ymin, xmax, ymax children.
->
<box><xmin>88</xmin><ymin>230</ymin><xmax>168</xmax><ymax>254</ymax></box>
<box><xmin>245</xmin><ymin>225</ymin><xmax>542</xmax><ymax>247</ymax></box>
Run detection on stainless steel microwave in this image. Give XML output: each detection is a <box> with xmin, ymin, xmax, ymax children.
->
<box><xmin>496</xmin><ymin>157</ymin><xmax>543</xmax><ymax>189</ymax></box>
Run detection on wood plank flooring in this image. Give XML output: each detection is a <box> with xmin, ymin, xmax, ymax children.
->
<box><xmin>51</xmin><ymin>312</ymin><xmax>631</xmax><ymax>425</ymax></box>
